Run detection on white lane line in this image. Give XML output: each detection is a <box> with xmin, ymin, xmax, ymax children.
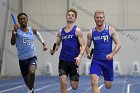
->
<box><xmin>66</xmin><ymin>82</ymin><xmax>103</xmax><ymax>92</ymax></box>
<box><xmin>127</xmin><ymin>83</ymin><xmax>140</xmax><ymax>93</ymax></box>
<box><xmin>0</xmin><ymin>82</ymin><xmax>23</xmax><ymax>87</ymax></box>
<box><xmin>84</xmin><ymin>87</ymin><xmax>92</xmax><ymax>92</ymax></box>
<box><xmin>0</xmin><ymin>85</ymin><xmax>25</xmax><ymax>93</ymax></box>
<box><xmin>67</xmin><ymin>82</ymin><xmax>90</xmax><ymax>91</ymax></box>
<box><xmin>122</xmin><ymin>78</ymin><xmax>127</xmax><ymax>93</ymax></box>
<box><xmin>67</xmin><ymin>87</ymin><xmax>72</xmax><ymax>91</ymax></box>
<box><xmin>35</xmin><ymin>83</ymin><xmax>59</xmax><ymax>92</ymax></box>
<box><xmin>82</xmin><ymin>84</ymin><xmax>104</xmax><ymax>93</ymax></box>
<box><xmin>99</xmin><ymin>84</ymin><xmax>104</xmax><ymax>89</ymax></box>
<box><xmin>127</xmin><ymin>84</ymin><xmax>132</xmax><ymax>93</ymax></box>
<box><xmin>83</xmin><ymin>84</ymin><xmax>104</xmax><ymax>93</ymax></box>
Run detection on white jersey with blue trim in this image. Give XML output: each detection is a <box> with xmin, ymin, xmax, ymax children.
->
<box><xmin>16</xmin><ymin>27</ymin><xmax>36</xmax><ymax>60</ymax></box>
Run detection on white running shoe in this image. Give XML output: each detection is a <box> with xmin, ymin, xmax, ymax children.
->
<box><xmin>27</xmin><ymin>88</ymin><xmax>34</xmax><ymax>93</ymax></box>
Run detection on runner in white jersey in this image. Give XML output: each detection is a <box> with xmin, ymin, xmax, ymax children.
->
<box><xmin>11</xmin><ymin>13</ymin><xmax>47</xmax><ymax>93</ymax></box>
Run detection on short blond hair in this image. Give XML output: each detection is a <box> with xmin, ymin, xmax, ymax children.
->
<box><xmin>94</xmin><ymin>10</ymin><xmax>105</xmax><ymax>17</ymax></box>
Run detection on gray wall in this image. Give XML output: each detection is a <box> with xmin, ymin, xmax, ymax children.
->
<box><xmin>0</xmin><ymin>0</ymin><xmax>9</xmax><ymax>70</ymax></box>
<box><xmin>22</xmin><ymin>0</ymin><xmax>140</xmax><ymax>29</ymax></box>
<box><xmin>22</xmin><ymin>0</ymin><xmax>67</xmax><ymax>30</ymax></box>
<box><xmin>0</xmin><ymin>0</ymin><xmax>10</xmax><ymax>76</ymax></box>
<box><xmin>0</xmin><ymin>0</ymin><xmax>140</xmax><ymax>76</ymax></box>
<box><xmin>69</xmin><ymin>0</ymin><xmax>140</xmax><ymax>29</ymax></box>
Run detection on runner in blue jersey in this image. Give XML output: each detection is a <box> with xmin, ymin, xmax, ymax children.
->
<box><xmin>11</xmin><ymin>13</ymin><xmax>47</xmax><ymax>93</ymax></box>
<box><xmin>86</xmin><ymin>10</ymin><xmax>121</xmax><ymax>93</ymax></box>
<box><xmin>50</xmin><ymin>8</ymin><xmax>85</xmax><ymax>93</ymax></box>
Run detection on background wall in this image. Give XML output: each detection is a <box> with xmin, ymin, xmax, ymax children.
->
<box><xmin>0</xmin><ymin>0</ymin><xmax>140</xmax><ymax>76</ymax></box>
<box><xmin>0</xmin><ymin>0</ymin><xmax>8</xmax><ymax>74</ymax></box>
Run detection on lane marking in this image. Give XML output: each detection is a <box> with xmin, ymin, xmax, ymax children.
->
<box><xmin>67</xmin><ymin>87</ymin><xmax>72</xmax><ymax>91</ymax></box>
<box><xmin>35</xmin><ymin>83</ymin><xmax>59</xmax><ymax>92</ymax></box>
<box><xmin>127</xmin><ymin>84</ymin><xmax>132</xmax><ymax>93</ymax></box>
<box><xmin>99</xmin><ymin>84</ymin><xmax>104</xmax><ymax>89</ymax></box>
<box><xmin>0</xmin><ymin>82</ymin><xmax>23</xmax><ymax>87</ymax></box>
<box><xmin>0</xmin><ymin>85</ymin><xmax>25</xmax><ymax>93</ymax></box>
<box><xmin>67</xmin><ymin>82</ymin><xmax>90</xmax><ymax>91</ymax></box>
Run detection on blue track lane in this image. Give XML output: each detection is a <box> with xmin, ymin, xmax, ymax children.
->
<box><xmin>0</xmin><ymin>76</ymin><xmax>140</xmax><ymax>93</ymax></box>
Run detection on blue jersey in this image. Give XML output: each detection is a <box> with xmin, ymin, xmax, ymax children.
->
<box><xmin>92</xmin><ymin>25</ymin><xmax>112</xmax><ymax>60</ymax></box>
<box><xmin>59</xmin><ymin>25</ymin><xmax>80</xmax><ymax>62</ymax></box>
<box><xmin>16</xmin><ymin>27</ymin><xmax>36</xmax><ymax>60</ymax></box>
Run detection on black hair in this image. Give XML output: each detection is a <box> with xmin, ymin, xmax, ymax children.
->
<box><xmin>17</xmin><ymin>13</ymin><xmax>28</xmax><ymax>22</ymax></box>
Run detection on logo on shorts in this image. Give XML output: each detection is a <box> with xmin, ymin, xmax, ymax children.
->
<box><xmin>32</xmin><ymin>62</ymin><xmax>36</xmax><ymax>65</ymax></box>
<box><xmin>76</xmin><ymin>68</ymin><xmax>79</xmax><ymax>74</ymax></box>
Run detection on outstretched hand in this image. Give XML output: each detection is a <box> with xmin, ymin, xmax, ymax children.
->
<box><xmin>43</xmin><ymin>45</ymin><xmax>47</xmax><ymax>51</ymax></box>
<box><xmin>50</xmin><ymin>49</ymin><xmax>55</xmax><ymax>55</ymax></box>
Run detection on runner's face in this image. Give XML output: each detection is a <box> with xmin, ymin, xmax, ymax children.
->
<box><xmin>94</xmin><ymin>13</ymin><xmax>105</xmax><ymax>26</ymax></box>
<box><xmin>66</xmin><ymin>11</ymin><xmax>76</xmax><ymax>23</ymax></box>
<box><xmin>18</xmin><ymin>15</ymin><xmax>28</xmax><ymax>28</ymax></box>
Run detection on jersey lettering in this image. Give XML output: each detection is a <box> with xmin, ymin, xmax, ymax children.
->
<box><xmin>23</xmin><ymin>37</ymin><xmax>31</xmax><ymax>45</ymax></box>
<box><xmin>62</xmin><ymin>35</ymin><xmax>73</xmax><ymax>40</ymax></box>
